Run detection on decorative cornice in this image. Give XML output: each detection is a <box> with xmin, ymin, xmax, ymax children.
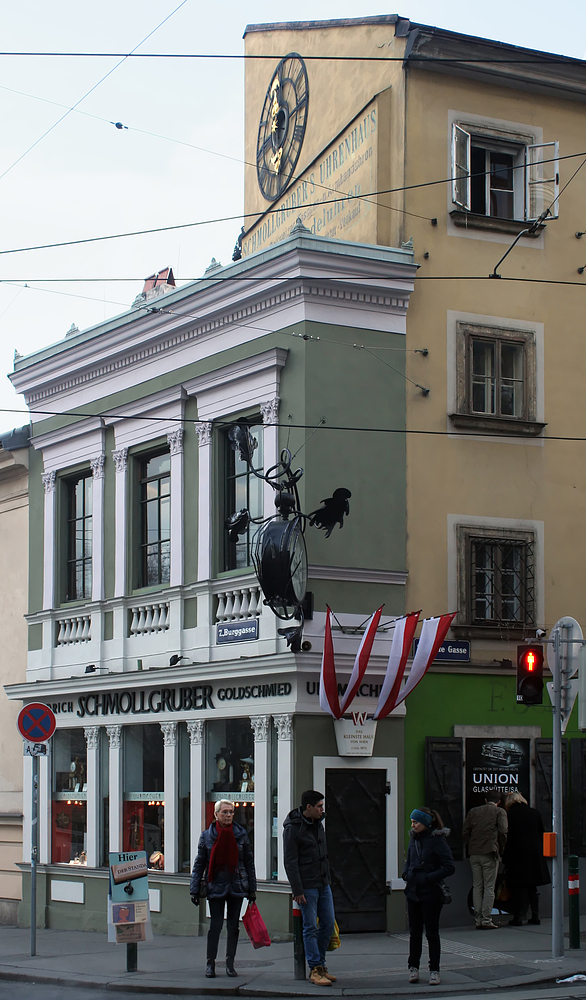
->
<box><xmin>250</xmin><ymin>715</ymin><xmax>270</xmax><ymax>742</ymax></box>
<box><xmin>160</xmin><ymin>721</ymin><xmax>178</xmax><ymax>747</ymax></box>
<box><xmin>195</xmin><ymin>422</ymin><xmax>212</xmax><ymax>447</ymax></box>
<box><xmin>167</xmin><ymin>428</ymin><xmax>185</xmax><ymax>455</ymax></box>
<box><xmin>112</xmin><ymin>448</ymin><xmax>128</xmax><ymax>473</ymax></box>
<box><xmin>273</xmin><ymin>714</ymin><xmax>293</xmax><ymax>741</ymax></box>
<box><xmin>106</xmin><ymin>725</ymin><xmax>122</xmax><ymax>748</ymax></box>
<box><xmin>19</xmin><ymin>254</ymin><xmax>413</xmax><ymax>407</ymax></box>
<box><xmin>90</xmin><ymin>454</ymin><xmax>105</xmax><ymax>480</ymax></box>
<box><xmin>84</xmin><ymin>726</ymin><xmax>100</xmax><ymax>750</ymax></box>
<box><xmin>260</xmin><ymin>398</ymin><xmax>280</xmax><ymax>426</ymax></box>
<box><xmin>186</xmin><ymin>719</ymin><xmax>204</xmax><ymax>745</ymax></box>
<box><xmin>41</xmin><ymin>470</ymin><xmax>56</xmax><ymax>494</ymax></box>
<box><xmin>307</xmin><ymin>564</ymin><xmax>408</xmax><ymax>586</ymax></box>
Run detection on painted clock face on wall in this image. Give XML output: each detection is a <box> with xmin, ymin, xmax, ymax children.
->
<box><xmin>256</xmin><ymin>52</ymin><xmax>309</xmax><ymax>202</ymax></box>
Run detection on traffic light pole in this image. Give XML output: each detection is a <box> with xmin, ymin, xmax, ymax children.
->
<box><xmin>551</xmin><ymin>626</ymin><xmax>564</xmax><ymax>959</ymax></box>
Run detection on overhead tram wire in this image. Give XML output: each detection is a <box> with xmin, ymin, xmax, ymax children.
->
<box><xmin>1</xmin><ymin>51</ymin><xmax>585</xmax><ymax>65</ymax></box>
<box><xmin>0</xmin><ymin>0</ymin><xmax>189</xmax><ymax>182</ymax></box>
<box><xmin>1</xmin><ymin>406</ymin><xmax>586</xmax><ymax>445</ymax></box>
<box><xmin>1</xmin><ymin>148</ymin><xmax>584</xmax><ymax>259</ymax></box>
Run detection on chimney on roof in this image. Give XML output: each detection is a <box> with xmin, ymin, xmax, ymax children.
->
<box><xmin>133</xmin><ymin>267</ymin><xmax>176</xmax><ymax>308</ymax></box>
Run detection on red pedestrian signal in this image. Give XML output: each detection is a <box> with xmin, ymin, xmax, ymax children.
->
<box><xmin>516</xmin><ymin>644</ymin><xmax>544</xmax><ymax>705</ymax></box>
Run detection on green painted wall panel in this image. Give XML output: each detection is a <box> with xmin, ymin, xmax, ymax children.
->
<box><xmin>308</xmin><ymin>581</ymin><xmax>406</xmax><ymax>617</ymax></box>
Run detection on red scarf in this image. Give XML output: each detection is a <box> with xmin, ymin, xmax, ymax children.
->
<box><xmin>208</xmin><ymin>822</ymin><xmax>239</xmax><ymax>882</ymax></box>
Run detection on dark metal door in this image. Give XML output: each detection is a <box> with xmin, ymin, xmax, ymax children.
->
<box><xmin>425</xmin><ymin>737</ymin><xmax>464</xmax><ymax>859</ymax></box>
<box><xmin>535</xmin><ymin>737</ymin><xmax>569</xmax><ymax>852</ymax></box>
<box><xmin>325</xmin><ymin>768</ymin><xmax>387</xmax><ymax>933</ymax></box>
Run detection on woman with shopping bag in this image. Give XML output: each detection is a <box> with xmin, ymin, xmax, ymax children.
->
<box><xmin>190</xmin><ymin>799</ymin><xmax>257</xmax><ymax>978</ymax></box>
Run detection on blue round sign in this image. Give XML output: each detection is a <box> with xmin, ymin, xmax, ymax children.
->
<box><xmin>17</xmin><ymin>703</ymin><xmax>56</xmax><ymax>743</ymax></box>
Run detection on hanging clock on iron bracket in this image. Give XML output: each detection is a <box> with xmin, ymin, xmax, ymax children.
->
<box><xmin>253</xmin><ymin>514</ymin><xmax>308</xmax><ymax>621</ymax></box>
<box><xmin>256</xmin><ymin>53</ymin><xmax>309</xmax><ymax>202</ymax></box>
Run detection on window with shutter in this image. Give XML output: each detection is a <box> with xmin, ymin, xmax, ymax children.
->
<box><xmin>450</xmin><ymin>122</ymin><xmax>559</xmax><ymax>232</ymax></box>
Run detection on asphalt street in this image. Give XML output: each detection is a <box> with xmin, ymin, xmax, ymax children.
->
<box><xmin>4</xmin><ymin>982</ymin><xmax>586</xmax><ymax>1000</ymax></box>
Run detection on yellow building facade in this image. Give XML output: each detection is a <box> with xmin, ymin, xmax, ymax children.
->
<box><xmin>243</xmin><ymin>16</ymin><xmax>586</xmax><ymax>673</ymax></box>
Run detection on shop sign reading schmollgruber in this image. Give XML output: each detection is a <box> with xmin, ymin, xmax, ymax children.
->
<box><xmin>334</xmin><ymin>712</ymin><xmax>377</xmax><ymax>756</ymax></box>
<box><xmin>319</xmin><ymin>607</ymin><xmax>457</xmax><ymax>722</ymax></box>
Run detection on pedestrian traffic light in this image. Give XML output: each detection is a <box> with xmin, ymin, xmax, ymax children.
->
<box><xmin>516</xmin><ymin>644</ymin><xmax>544</xmax><ymax>705</ymax></box>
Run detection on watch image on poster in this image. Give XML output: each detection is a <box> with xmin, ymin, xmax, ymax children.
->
<box><xmin>112</xmin><ymin>900</ymin><xmax>148</xmax><ymax>925</ymax></box>
<box><xmin>465</xmin><ymin>738</ymin><xmax>530</xmax><ymax>813</ymax></box>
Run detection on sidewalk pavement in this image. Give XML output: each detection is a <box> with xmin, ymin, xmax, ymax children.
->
<box><xmin>1</xmin><ymin>917</ymin><xmax>586</xmax><ymax>995</ymax></box>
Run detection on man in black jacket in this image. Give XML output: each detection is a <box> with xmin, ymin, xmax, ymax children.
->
<box><xmin>283</xmin><ymin>790</ymin><xmax>336</xmax><ymax>987</ymax></box>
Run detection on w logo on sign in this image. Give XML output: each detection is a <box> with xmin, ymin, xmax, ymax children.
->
<box><xmin>351</xmin><ymin>711</ymin><xmax>368</xmax><ymax>726</ymax></box>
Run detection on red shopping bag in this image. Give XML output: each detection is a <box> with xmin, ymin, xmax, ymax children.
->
<box><xmin>242</xmin><ymin>902</ymin><xmax>271</xmax><ymax>948</ymax></box>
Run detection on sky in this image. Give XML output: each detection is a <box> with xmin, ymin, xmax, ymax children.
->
<box><xmin>1</xmin><ymin>0</ymin><xmax>585</xmax><ymax>429</ymax></box>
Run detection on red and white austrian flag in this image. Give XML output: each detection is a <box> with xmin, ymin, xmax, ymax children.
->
<box><xmin>394</xmin><ymin>612</ymin><xmax>457</xmax><ymax>708</ymax></box>
<box><xmin>373</xmin><ymin>611</ymin><xmax>420</xmax><ymax>720</ymax></box>
<box><xmin>319</xmin><ymin>606</ymin><xmax>382</xmax><ymax>719</ymax></box>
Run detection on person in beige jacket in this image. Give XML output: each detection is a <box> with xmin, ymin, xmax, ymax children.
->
<box><xmin>462</xmin><ymin>792</ymin><xmax>508</xmax><ymax>929</ymax></box>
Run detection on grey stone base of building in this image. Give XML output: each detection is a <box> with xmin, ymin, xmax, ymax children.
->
<box><xmin>0</xmin><ymin>899</ymin><xmax>19</xmax><ymax>925</ymax></box>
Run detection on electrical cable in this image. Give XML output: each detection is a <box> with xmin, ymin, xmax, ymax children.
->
<box><xmin>0</xmin><ymin>0</ymin><xmax>189</xmax><ymax>182</ymax></box>
<box><xmin>1</xmin><ymin>408</ymin><xmax>586</xmax><ymax>445</ymax></box>
<box><xmin>2</xmin><ymin>147</ymin><xmax>583</xmax><ymax>258</ymax></box>
<box><xmin>0</xmin><ymin>52</ymin><xmax>585</xmax><ymax>65</ymax></box>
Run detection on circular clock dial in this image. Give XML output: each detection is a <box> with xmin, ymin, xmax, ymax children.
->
<box><xmin>254</xmin><ymin>515</ymin><xmax>308</xmax><ymax>618</ymax></box>
<box><xmin>256</xmin><ymin>53</ymin><xmax>309</xmax><ymax>203</ymax></box>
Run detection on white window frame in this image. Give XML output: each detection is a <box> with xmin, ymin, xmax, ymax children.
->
<box><xmin>451</xmin><ymin>123</ymin><xmax>559</xmax><ymax>221</ymax></box>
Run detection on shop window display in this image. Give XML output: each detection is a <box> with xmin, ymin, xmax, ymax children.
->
<box><xmin>123</xmin><ymin>725</ymin><xmax>165</xmax><ymax>867</ymax></box>
<box><xmin>206</xmin><ymin>719</ymin><xmax>255</xmax><ymax>841</ymax></box>
<box><xmin>271</xmin><ymin>725</ymin><xmax>278</xmax><ymax>879</ymax></box>
<box><xmin>179</xmin><ymin>723</ymin><xmax>190</xmax><ymax>871</ymax></box>
<box><xmin>52</xmin><ymin>729</ymin><xmax>88</xmax><ymax>864</ymax></box>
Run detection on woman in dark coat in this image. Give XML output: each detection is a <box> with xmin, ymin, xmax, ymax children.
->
<box><xmin>402</xmin><ymin>807</ymin><xmax>455</xmax><ymax>987</ymax></box>
<box><xmin>190</xmin><ymin>799</ymin><xmax>257</xmax><ymax>978</ymax></box>
<box><xmin>502</xmin><ymin>792</ymin><xmax>550</xmax><ymax>925</ymax></box>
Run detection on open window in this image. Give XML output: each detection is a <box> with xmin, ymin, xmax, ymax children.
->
<box><xmin>451</xmin><ymin>123</ymin><xmax>559</xmax><ymax>223</ymax></box>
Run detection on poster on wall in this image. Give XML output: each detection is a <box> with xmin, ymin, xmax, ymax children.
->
<box><xmin>465</xmin><ymin>738</ymin><xmax>530</xmax><ymax>814</ymax></box>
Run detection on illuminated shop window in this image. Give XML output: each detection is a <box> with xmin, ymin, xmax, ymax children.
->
<box><xmin>271</xmin><ymin>724</ymin><xmax>278</xmax><ymax>879</ymax></box>
<box><xmin>179</xmin><ymin>724</ymin><xmax>191</xmax><ymax>871</ymax></box>
<box><xmin>206</xmin><ymin>718</ymin><xmax>254</xmax><ymax>841</ymax></box>
<box><xmin>123</xmin><ymin>725</ymin><xmax>165</xmax><ymax>867</ymax></box>
<box><xmin>52</xmin><ymin>729</ymin><xmax>87</xmax><ymax>865</ymax></box>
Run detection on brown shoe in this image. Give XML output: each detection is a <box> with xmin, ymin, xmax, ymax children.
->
<box><xmin>321</xmin><ymin>966</ymin><xmax>337</xmax><ymax>982</ymax></box>
<box><xmin>309</xmin><ymin>967</ymin><xmax>331</xmax><ymax>986</ymax></box>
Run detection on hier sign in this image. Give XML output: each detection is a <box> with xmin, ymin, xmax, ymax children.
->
<box><xmin>217</xmin><ymin>620</ymin><xmax>259</xmax><ymax>644</ymax></box>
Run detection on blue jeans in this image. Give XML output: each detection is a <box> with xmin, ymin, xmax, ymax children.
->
<box><xmin>300</xmin><ymin>885</ymin><xmax>335</xmax><ymax>969</ymax></box>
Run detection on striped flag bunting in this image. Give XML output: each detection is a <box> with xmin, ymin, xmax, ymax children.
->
<box><xmin>392</xmin><ymin>612</ymin><xmax>457</xmax><ymax>710</ymax></box>
<box><xmin>320</xmin><ymin>607</ymin><xmax>457</xmax><ymax>720</ymax></box>
<box><xmin>373</xmin><ymin>611</ymin><xmax>421</xmax><ymax>720</ymax></box>
<box><xmin>319</xmin><ymin>606</ymin><xmax>383</xmax><ymax>719</ymax></box>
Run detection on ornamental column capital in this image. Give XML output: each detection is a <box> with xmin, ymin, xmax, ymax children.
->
<box><xmin>273</xmin><ymin>714</ymin><xmax>293</xmax><ymax>741</ymax></box>
<box><xmin>106</xmin><ymin>725</ymin><xmax>122</xmax><ymax>749</ymax></box>
<box><xmin>250</xmin><ymin>715</ymin><xmax>270</xmax><ymax>742</ymax></box>
<box><xmin>195</xmin><ymin>421</ymin><xmax>212</xmax><ymax>447</ymax></box>
<box><xmin>112</xmin><ymin>447</ymin><xmax>128</xmax><ymax>473</ymax></box>
<box><xmin>160</xmin><ymin>721</ymin><xmax>178</xmax><ymax>747</ymax></box>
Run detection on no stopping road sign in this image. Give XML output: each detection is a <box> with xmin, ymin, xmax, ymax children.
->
<box><xmin>17</xmin><ymin>703</ymin><xmax>56</xmax><ymax>743</ymax></box>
